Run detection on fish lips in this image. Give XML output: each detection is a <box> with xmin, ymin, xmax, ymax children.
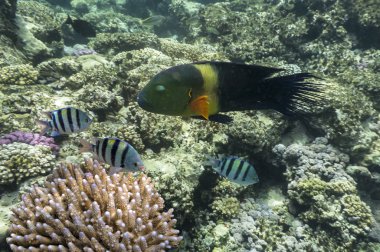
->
<box><xmin>137</xmin><ymin>92</ymin><xmax>153</xmax><ymax>111</ymax></box>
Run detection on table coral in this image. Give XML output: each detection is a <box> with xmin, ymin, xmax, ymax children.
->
<box><xmin>7</xmin><ymin>159</ymin><xmax>182</xmax><ymax>251</ymax></box>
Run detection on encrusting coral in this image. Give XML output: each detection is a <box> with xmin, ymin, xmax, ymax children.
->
<box><xmin>0</xmin><ymin>143</ymin><xmax>56</xmax><ymax>185</ymax></box>
<box><xmin>0</xmin><ymin>64</ymin><xmax>38</xmax><ymax>86</ymax></box>
<box><xmin>7</xmin><ymin>159</ymin><xmax>182</xmax><ymax>251</ymax></box>
<box><xmin>0</xmin><ymin>131</ymin><xmax>59</xmax><ymax>153</ymax></box>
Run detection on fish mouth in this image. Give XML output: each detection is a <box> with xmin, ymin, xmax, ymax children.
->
<box><xmin>137</xmin><ymin>93</ymin><xmax>153</xmax><ymax>111</ymax></box>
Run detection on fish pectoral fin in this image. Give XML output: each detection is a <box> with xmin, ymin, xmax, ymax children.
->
<box><xmin>51</xmin><ymin>130</ymin><xmax>60</xmax><ymax>137</ymax></box>
<box><xmin>190</xmin><ymin>95</ymin><xmax>209</xmax><ymax>120</ymax></box>
<box><xmin>191</xmin><ymin>114</ymin><xmax>233</xmax><ymax>124</ymax></box>
<box><xmin>109</xmin><ymin>166</ymin><xmax>123</xmax><ymax>175</ymax></box>
<box><xmin>208</xmin><ymin>114</ymin><xmax>233</xmax><ymax>124</ymax></box>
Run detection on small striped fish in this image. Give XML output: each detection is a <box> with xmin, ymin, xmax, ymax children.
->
<box><xmin>80</xmin><ymin>137</ymin><xmax>144</xmax><ymax>174</ymax></box>
<box><xmin>207</xmin><ymin>156</ymin><xmax>259</xmax><ymax>186</ymax></box>
<box><xmin>38</xmin><ymin>107</ymin><xmax>92</xmax><ymax>136</ymax></box>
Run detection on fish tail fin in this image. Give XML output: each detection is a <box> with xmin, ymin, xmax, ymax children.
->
<box><xmin>261</xmin><ymin>73</ymin><xmax>324</xmax><ymax>116</ymax></box>
<box><xmin>37</xmin><ymin>120</ymin><xmax>50</xmax><ymax>135</ymax></box>
<box><xmin>79</xmin><ymin>139</ymin><xmax>93</xmax><ymax>153</ymax></box>
<box><xmin>204</xmin><ymin>154</ymin><xmax>220</xmax><ymax>168</ymax></box>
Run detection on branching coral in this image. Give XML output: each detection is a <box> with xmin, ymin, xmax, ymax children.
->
<box><xmin>7</xmin><ymin>159</ymin><xmax>182</xmax><ymax>251</ymax></box>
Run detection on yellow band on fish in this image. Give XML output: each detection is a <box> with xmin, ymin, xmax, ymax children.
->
<box><xmin>193</xmin><ymin>63</ymin><xmax>220</xmax><ymax>116</ymax></box>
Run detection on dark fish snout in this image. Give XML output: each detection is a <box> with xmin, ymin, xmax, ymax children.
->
<box><xmin>137</xmin><ymin>92</ymin><xmax>152</xmax><ymax>111</ymax></box>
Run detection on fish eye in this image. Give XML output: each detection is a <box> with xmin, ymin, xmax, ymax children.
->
<box><xmin>155</xmin><ymin>85</ymin><xmax>166</xmax><ymax>92</ymax></box>
<box><xmin>134</xmin><ymin>162</ymin><xmax>138</xmax><ymax>166</ymax></box>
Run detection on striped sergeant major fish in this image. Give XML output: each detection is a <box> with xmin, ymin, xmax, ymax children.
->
<box><xmin>80</xmin><ymin>137</ymin><xmax>145</xmax><ymax>175</ymax></box>
<box><xmin>206</xmin><ymin>155</ymin><xmax>259</xmax><ymax>186</ymax></box>
<box><xmin>37</xmin><ymin>107</ymin><xmax>92</xmax><ymax>137</ymax></box>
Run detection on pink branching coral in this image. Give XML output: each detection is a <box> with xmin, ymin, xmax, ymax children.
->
<box><xmin>7</xmin><ymin>159</ymin><xmax>182</xmax><ymax>251</ymax></box>
<box><xmin>0</xmin><ymin>131</ymin><xmax>59</xmax><ymax>153</ymax></box>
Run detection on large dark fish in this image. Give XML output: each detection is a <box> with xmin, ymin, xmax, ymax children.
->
<box><xmin>65</xmin><ymin>15</ymin><xmax>96</xmax><ymax>37</ymax></box>
<box><xmin>137</xmin><ymin>61</ymin><xmax>324</xmax><ymax>123</ymax></box>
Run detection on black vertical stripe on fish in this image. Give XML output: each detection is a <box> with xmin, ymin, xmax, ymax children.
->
<box><xmin>199</xmin><ymin>61</ymin><xmax>322</xmax><ymax>116</ymax></box>
<box><xmin>57</xmin><ymin>109</ymin><xmax>66</xmax><ymax>132</ymax></box>
<box><xmin>76</xmin><ymin>108</ymin><xmax>81</xmax><ymax>129</ymax></box>
<box><xmin>101</xmin><ymin>138</ymin><xmax>108</xmax><ymax>162</ymax></box>
<box><xmin>52</xmin><ymin>113</ymin><xmax>59</xmax><ymax>131</ymax></box>
<box><xmin>225</xmin><ymin>158</ymin><xmax>236</xmax><ymax>177</ymax></box>
<box><xmin>110</xmin><ymin>139</ymin><xmax>120</xmax><ymax>167</ymax></box>
<box><xmin>120</xmin><ymin>143</ymin><xmax>130</xmax><ymax>168</ymax></box>
<box><xmin>242</xmin><ymin>164</ymin><xmax>250</xmax><ymax>181</ymax></box>
<box><xmin>233</xmin><ymin>160</ymin><xmax>245</xmax><ymax>180</ymax></box>
<box><xmin>220</xmin><ymin>158</ymin><xmax>228</xmax><ymax>174</ymax></box>
<box><xmin>95</xmin><ymin>140</ymin><xmax>101</xmax><ymax>157</ymax></box>
<box><xmin>67</xmin><ymin>108</ymin><xmax>74</xmax><ymax>132</ymax></box>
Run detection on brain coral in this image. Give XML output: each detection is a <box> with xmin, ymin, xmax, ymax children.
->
<box><xmin>7</xmin><ymin>159</ymin><xmax>182</xmax><ymax>251</ymax></box>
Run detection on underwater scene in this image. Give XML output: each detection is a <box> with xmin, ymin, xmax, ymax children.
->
<box><xmin>0</xmin><ymin>0</ymin><xmax>380</xmax><ymax>251</ymax></box>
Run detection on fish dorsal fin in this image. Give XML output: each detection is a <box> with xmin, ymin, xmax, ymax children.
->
<box><xmin>190</xmin><ymin>95</ymin><xmax>209</xmax><ymax>120</ymax></box>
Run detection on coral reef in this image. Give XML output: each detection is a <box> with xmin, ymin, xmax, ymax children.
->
<box><xmin>7</xmin><ymin>159</ymin><xmax>182</xmax><ymax>251</ymax></box>
<box><xmin>0</xmin><ymin>64</ymin><xmax>38</xmax><ymax>86</ymax></box>
<box><xmin>16</xmin><ymin>1</ymin><xmax>63</xmax><ymax>63</ymax></box>
<box><xmin>273</xmin><ymin>138</ymin><xmax>374</xmax><ymax>249</ymax></box>
<box><xmin>0</xmin><ymin>0</ymin><xmax>379</xmax><ymax>251</ymax></box>
<box><xmin>89</xmin><ymin>32</ymin><xmax>159</xmax><ymax>55</ymax></box>
<box><xmin>0</xmin><ymin>131</ymin><xmax>59</xmax><ymax>153</ymax></box>
<box><xmin>0</xmin><ymin>143</ymin><xmax>56</xmax><ymax>185</ymax></box>
<box><xmin>36</xmin><ymin>57</ymin><xmax>82</xmax><ymax>84</ymax></box>
<box><xmin>0</xmin><ymin>190</ymin><xmax>19</xmax><ymax>247</ymax></box>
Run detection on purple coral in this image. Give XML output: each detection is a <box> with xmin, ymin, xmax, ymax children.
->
<box><xmin>74</xmin><ymin>48</ymin><xmax>97</xmax><ymax>57</ymax></box>
<box><xmin>0</xmin><ymin>131</ymin><xmax>59</xmax><ymax>153</ymax></box>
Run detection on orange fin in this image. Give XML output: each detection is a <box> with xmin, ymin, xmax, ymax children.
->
<box><xmin>190</xmin><ymin>95</ymin><xmax>209</xmax><ymax>120</ymax></box>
